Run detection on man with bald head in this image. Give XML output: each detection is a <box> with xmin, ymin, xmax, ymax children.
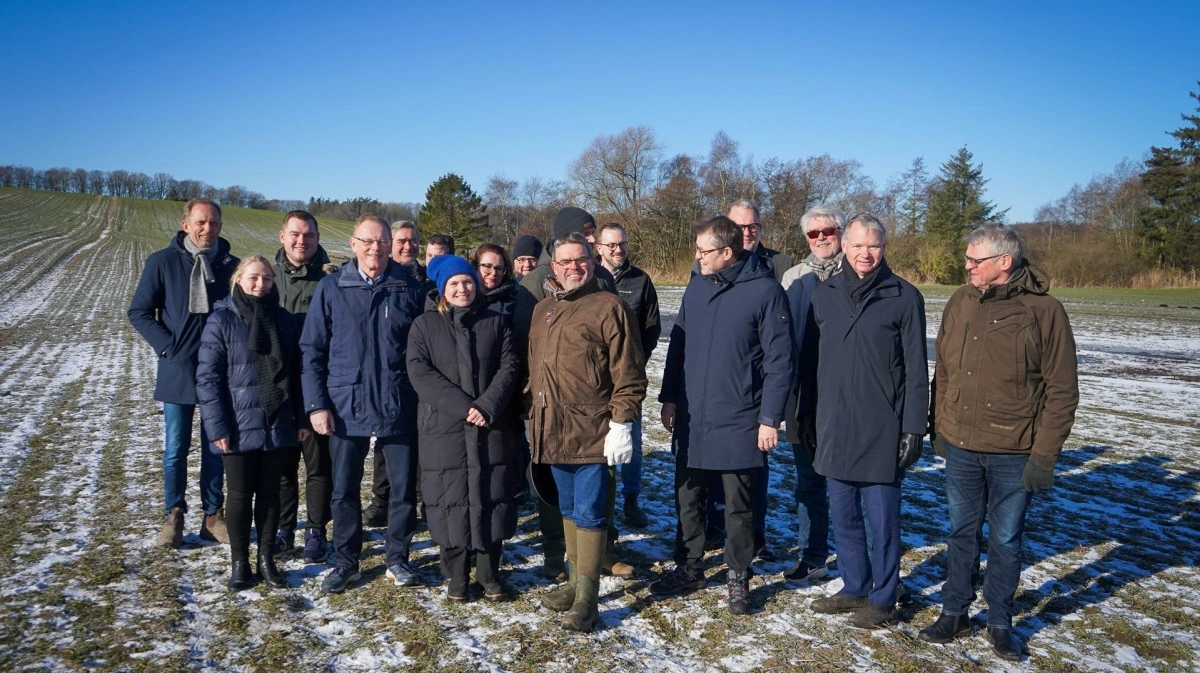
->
<box><xmin>302</xmin><ymin>214</ymin><xmax>425</xmax><ymax>594</ymax></box>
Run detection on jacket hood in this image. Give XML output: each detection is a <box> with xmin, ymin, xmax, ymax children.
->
<box><xmin>713</xmin><ymin>249</ymin><xmax>772</xmax><ymax>286</ymax></box>
<box><xmin>987</xmin><ymin>263</ymin><xmax>1051</xmax><ymax>300</ymax></box>
<box><xmin>170</xmin><ymin>230</ymin><xmax>233</xmax><ymax>261</ymax></box>
<box><xmin>275</xmin><ymin>245</ymin><xmax>331</xmax><ymax>273</ymax></box>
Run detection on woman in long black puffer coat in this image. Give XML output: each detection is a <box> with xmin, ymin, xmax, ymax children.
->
<box><xmin>407</xmin><ymin>255</ymin><xmax>520</xmax><ymax>601</ymax></box>
<box><xmin>197</xmin><ymin>254</ymin><xmax>306</xmax><ymax>591</ymax></box>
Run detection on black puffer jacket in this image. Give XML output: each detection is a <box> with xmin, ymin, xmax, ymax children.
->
<box><xmin>406</xmin><ymin>299</ymin><xmax>521</xmax><ymax>550</ymax></box>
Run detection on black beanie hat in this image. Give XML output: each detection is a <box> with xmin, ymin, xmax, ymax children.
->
<box><xmin>552</xmin><ymin>207</ymin><xmax>596</xmax><ymax>242</ymax></box>
<box><xmin>512</xmin><ymin>235</ymin><xmax>543</xmax><ymax>260</ymax></box>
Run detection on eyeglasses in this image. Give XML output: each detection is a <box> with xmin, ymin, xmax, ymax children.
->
<box><xmin>964</xmin><ymin>253</ymin><xmax>1003</xmax><ymax>267</ymax></box>
<box><xmin>806</xmin><ymin>226</ymin><xmax>839</xmax><ymax>240</ymax></box>
<box><xmin>737</xmin><ymin>223</ymin><xmax>761</xmax><ymax>233</ymax></box>
<box><xmin>553</xmin><ymin>257</ymin><xmax>592</xmax><ymax>268</ymax></box>
<box><xmin>352</xmin><ymin>236</ymin><xmax>390</xmax><ymax>248</ymax></box>
<box><xmin>695</xmin><ymin>246</ymin><xmax>728</xmax><ymax>257</ymax></box>
<box><xmin>476</xmin><ymin>262</ymin><xmax>505</xmax><ymax>274</ymax></box>
<box><xmin>597</xmin><ymin>242</ymin><xmax>627</xmax><ymax>251</ymax></box>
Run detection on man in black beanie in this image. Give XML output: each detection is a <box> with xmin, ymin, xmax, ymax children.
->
<box><xmin>513</xmin><ymin>207</ymin><xmax>620</xmax><ymax>580</ymax></box>
<box><xmin>512</xmin><ymin>235</ymin><xmax>543</xmax><ymax>280</ymax></box>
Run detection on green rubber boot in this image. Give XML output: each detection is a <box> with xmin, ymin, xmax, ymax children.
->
<box><xmin>563</xmin><ymin>527</ymin><xmax>605</xmax><ymax>632</ymax></box>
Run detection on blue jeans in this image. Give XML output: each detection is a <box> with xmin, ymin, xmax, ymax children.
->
<box><xmin>942</xmin><ymin>442</ymin><xmax>1033</xmax><ymax>627</ymax></box>
<box><xmin>828</xmin><ymin>478</ymin><xmax>901</xmax><ymax>608</ymax></box>
<box><xmin>328</xmin><ymin>433</ymin><xmax>418</xmax><ymax>570</ymax></box>
<box><xmin>552</xmin><ymin>463</ymin><xmax>609</xmax><ymax>530</ymax></box>
<box><xmin>162</xmin><ymin>403</ymin><xmax>223</xmax><ymax>516</ymax></box>
<box><xmin>618</xmin><ymin>414</ymin><xmax>644</xmax><ymax>497</ymax></box>
<box><xmin>790</xmin><ymin>443</ymin><xmax>830</xmax><ymax>565</ymax></box>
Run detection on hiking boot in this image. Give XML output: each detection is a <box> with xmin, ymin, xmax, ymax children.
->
<box><xmin>481</xmin><ymin>581</ymin><xmax>505</xmax><ymax>602</ymax></box>
<box><xmin>728</xmin><ymin>570</ymin><xmax>751</xmax><ymax>615</ymax></box>
<box><xmin>385</xmin><ymin>562</ymin><xmax>420</xmax><ymax>587</ymax></box>
<box><xmin>919</xmin><ymin>612</ymin><xmax>972</xmax><ymax>643</ymax></box>
<box><xmin>273</xmin><ymin>529</ymin><xmax>295</xmax><ymax>556</ymax></box>
<box><xmin>363</xmin><ymin>502</ymin><xmax>388</xmax><ymax>528</ymax></box>
<box><xmin>649</xmin><ymin>564</ymin><xmax>706</xmax><ymax>596</ymax></box>
<box><xmin>848</xmin><ymin>603</ymin><xmax>898</xmax><ymax>629</ymax></box>
<box><xmin>754</xmin><ymin>546</ymin><xmax>778</xmax><ymax>564</ymax></box>
<box><xmin>986</xmin><ymin>626</ymin><xmax>1024</xmax><ymax>662</ymax></box>
<box><xmin>623</xmin><ymin>495</ymin><xmax>649</xmax><ymax>528</ymax></box>
<box><xmin>227</xmin><ymin>558</ymin><xmax>255</xmax><ymax>591</ymax></box>
<box><xmin>783</xmin><ymin>560</ymin><xmax>828</xmax><ymax>583</ymax></box>
<box><xmin>321</xmin><ymin>566</ymin><xmax>361</xmax><ymax>594</ymax></box>
<box><xmin>811</xmin><ymin>591</ymin><xmax>868</xmax><ymax>614</ymax></box>
<box><xmin>601</xmin><ymin>540</ymin><xmax>634</xmax><ymax>578</ymax></box>
<box><xmin>157</xmin><ymin>508</ymin><xmax>184</xmax><ymax>548</ymax></box>
<box><xmin>199</xmin><ymin>509</ymin><xmax>230</xmax><ymax>544</ymax></box>
<box><xmin>302</xmin><ymin>528</ymin><xmax>328</xmax><ymax>564</ymax></box>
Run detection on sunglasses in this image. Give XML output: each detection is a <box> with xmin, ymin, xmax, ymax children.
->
<box><xmin>806</xmin><ymin>227</ymin><xmax>839</xmax><ymax>240</ymax></box>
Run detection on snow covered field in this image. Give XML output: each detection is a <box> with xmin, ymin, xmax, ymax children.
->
<box><xmin>1</xmin><ymin>189</ymin><xmax>1198</xmax><ymax>671</ymax></box>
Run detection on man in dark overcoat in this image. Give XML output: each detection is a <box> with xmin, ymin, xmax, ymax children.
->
<box><xmin>799</xmin><ymin>212</ymin><xmax>928</xmax><ymax>629</ymax></box>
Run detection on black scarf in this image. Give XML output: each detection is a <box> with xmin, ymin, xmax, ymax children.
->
<box><xmin>838</xmin><ymin>259</ymin><xmax>889</xmax><ymax>307</ymax></box>
<box><xmin>231</xmin><ymin>285</ymin><xmax>288</xmax><ymax>422</ymax></box>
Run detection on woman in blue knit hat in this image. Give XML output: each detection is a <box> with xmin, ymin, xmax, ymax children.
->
<box><xmin>406</xmin><ymin>255</ymin><xmax>521</xmax><ymax>601</ymax></box>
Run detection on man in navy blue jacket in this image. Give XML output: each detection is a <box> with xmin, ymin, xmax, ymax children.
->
<box><xmin>653</xmin><ymin>215</ymin><xmax>794</xmax><ymax>615</ymax></box>
<box><xmin>800</xmin><ymin>212</ymin><xmax>928</xmax><ymax>629</ymax></box>
<box><xmin>301</xmin><ymin>214</ymin><xmax>425</xmax><ymax>594</ymax></box>
<box><xmin>129</xmin><ymin>198</ymin><xmax>238</xmax><ymax>548</ymax></box>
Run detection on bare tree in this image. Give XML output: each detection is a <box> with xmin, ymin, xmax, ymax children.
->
<box><xmin>484</xmin><ymin>174</ymin><xmax>520</xmax><ymax>244</ymax></box>
<box><xmin>569</xmin><ymin>125</ymin><xmax>662</xmax><ymax>226</ymax></box>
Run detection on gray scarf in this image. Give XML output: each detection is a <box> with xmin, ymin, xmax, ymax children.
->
<box><xmin>808</xmin><ymin>253</ymin><xmax>843</xmax><ymax>282</ymax></box>
<box><xmin>183</xmin><ymin>237</ymin><xmax>218</xmax><ymax>314</ymax></box>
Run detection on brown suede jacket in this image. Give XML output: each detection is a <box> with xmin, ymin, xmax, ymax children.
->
<box><xmin>527</xmin><ymin>277</ymin><xmax>646</xmax><ymax>465</ymax></box>
<box><xmin>932</xmin><ymin>264</ymin><xmax>1079</xmax><ymax>469</ymax></box>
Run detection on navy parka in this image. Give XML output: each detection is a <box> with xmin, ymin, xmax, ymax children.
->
<box><xmin>661</xmin><ymin>252</ymin><xmax>794</xmax><ymax>471</ymax></box>
<box><xmin>300</xmin><ymin>259</ymin><xmax>424</xmax><ymax>437</ymax></box>
<box><xmin>128</xmin><ymin>232</ymin><xmax>239</xmax><ymax>404</ymax></box>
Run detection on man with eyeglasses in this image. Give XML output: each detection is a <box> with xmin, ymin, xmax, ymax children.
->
<box><xmin>301</xmin><ymin>214</ymin><xmax>426</xmax><ymax>594</ymax></box>
<box><xmin>778</xmin><ymin>205</ymin><xmax>846</xmax><ymax>583</ymax></box>
<box><xmin>528</xmin><ymin>233</ymin><xmax>646</xmax><ymax>632</ymax></box>
<box><xmin>800</xmin><ymin>212</ymin><xmax>927</xmax><ymax>629</ymax></box>
<box><xmin>654</xmin><ymin>216</ymin><xmax>793</xmax><ymax>615</ymax></box>
<box><xmin>920</xmin><ymin>224</ymin><xmax>1077</xmax><ymax>661</ymax></box>
<box><xmin>595</xmin><ymin>223</ymin><xmax>661</xmax><ymax>530</ymax></box>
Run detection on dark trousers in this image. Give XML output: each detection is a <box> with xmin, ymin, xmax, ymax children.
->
<box><xmin>278</xmin><ymin>431</ymin><xmax>332</xmax><ymax>533</ymax></box>
<box><xmin>222</xmin><ymin>449</ymin><xmax>283</xmax><ymax>564</ymax></box>
<box><xmin>329</xmin><ymin>433</ymin><xmax>418</xmax><ymax>570</ymax></box>
<box><xmin>677</xmin><ymin>464</ymin><xmax>756</xmax><ymax>573</ymax></box>
<box><xmin>942</xmin><ymin>442</ymin><xmax>1033</xmax><ymax>627</ymax></box>
<box><xmin>371</xmin><ymin>437</ymin><xmax>420</xmax><ymax>510</ymax></box>
<box><xmin>441</xmin><ymin>541</ymin><xmax>502</xmax><ymax>586</ymax></box>
<box><xmin>828</xmin><ymin>477</ymin><xmax>901</xmax><ymax>608</ymax></box>
<box><xmin>671</xmin><ymin>410</ymin><xmax>726</xmax><ymax>542</ymax></box>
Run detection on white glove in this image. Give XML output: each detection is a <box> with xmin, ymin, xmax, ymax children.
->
<box><xmin>603</xmin><ymin>420</ymin><xmax>634</xmax><ymax>466</ymax></box>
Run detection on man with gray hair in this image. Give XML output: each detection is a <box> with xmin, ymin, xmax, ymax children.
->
<box><xmin>800</xmin><ymin>212</ymin><xmax>927</xmax><ymax>629</ymax></box>
<box><xmin>920</xmin><ymin>224</ymin><xmax>1077</xmax><ymax>661</ymax></box>
<box><xmin>779</xmin><ymin>205</ymin><xmax>846</xmax><ymax>582</ymax></box>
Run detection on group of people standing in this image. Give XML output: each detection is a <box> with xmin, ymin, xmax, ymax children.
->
<box><xmin>129</xmin><ymin>195</ymin><xmax>1078</xmax><ymax>659</ymax></box>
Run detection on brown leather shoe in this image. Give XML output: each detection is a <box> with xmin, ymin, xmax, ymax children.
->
<box><xmin>811</xmin><ymin>591</ymin><xmax>868</xmax><ymax>614</ymax></box>
<box><xmin>200</xmin><ymin>509</ymin><xmax>230</xmax><ymax>544</ymax></box>
<box><xmin>601</xmin><ymin>541</ymin><xmax>634</xmax><ymax>578</ymax></box>
<box><xmin>847</xmin><ymin>604</ymin><xmax>898</xmax><ymax>629</ymax></box>
<box><xmin>157</xmin><ymin>508</ymin><xmax>183</xmax><ymax>548</ymax></box>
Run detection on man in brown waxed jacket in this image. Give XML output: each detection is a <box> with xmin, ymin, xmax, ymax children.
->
<box><xmin>527</xmin><ymin>232</ymin><xmax>646</xmax><ymax>633</ymax></box>
<box><xmin>920</xmin><ymin>223</ymin><xmax>1078</xmax><ymax>662</ymax></box>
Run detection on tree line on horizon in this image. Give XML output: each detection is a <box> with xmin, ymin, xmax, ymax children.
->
<box><xmin>3</xmin><ymin>84</ymin><xmax>1197</xmax><ymax>287</ymax></box>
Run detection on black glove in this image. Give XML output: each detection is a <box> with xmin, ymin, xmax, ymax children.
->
<box><xmin>898</xmin><ymin>433</ymin><xmax>921</xmax><ymax>469</ymax></box>
<box><xmin>1022</xmin><ymin>462</ymin><xmax>1054</xmax><ymax>491</ymax></box>
<box><xmin>930</xmin><ymin>432</ymin><xmax>947</xmax><ymax>459</ymax></box>
<box><xmin>799</xmin><ymin>415</ymin><xmax>817</xmax><ymax>461</ymax></box>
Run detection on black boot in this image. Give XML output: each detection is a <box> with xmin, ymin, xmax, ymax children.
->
<box><xmin>258</xmin><ymin>549</ymin><xmax>285</xmax><ymax>588</ymax></box>
<box><xmin>919</xmin><ymin>613</ymin><xmax>972</xmax><ymax>643</ymax></box>
<box><xmin>986</xmin><ymin>626</ymin><xmax>1024</xmax><ymax>662</ymax></box>
<box><xmin>228</xmin><ymin>559</ymin><xmax>254</xmax><ymax>591</ymax></box>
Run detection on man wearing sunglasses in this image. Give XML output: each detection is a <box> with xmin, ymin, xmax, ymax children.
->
<box><xmin>920</xmin><ymin>224</ymin><xmax>1078</xmax><ymax>661</ymax></box>
<box><xmin>778</xmin><ymin>205</ymin><xmax>846</xmax><ymax>584</ymax></box>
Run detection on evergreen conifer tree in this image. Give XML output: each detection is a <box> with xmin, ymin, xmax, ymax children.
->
<box><xmin>418</xmin><ymin>173</ymin><xmax>489</xmax><ymax>253</ymax></box>
<box><xmin>923</xmin><ymin>146</ymin><xmax>1008</xmax><ymax>283</ymax></box>
<box><xmin>1137</xmin><ymin>85</ymin><xmax>1200</xmax><ymax>271</ymax></box>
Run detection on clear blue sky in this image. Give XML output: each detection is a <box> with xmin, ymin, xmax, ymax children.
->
<box><xmin>2</xmin><ymin>0</ymin><xmax>1197</xmax><ymax>221</ymax></box>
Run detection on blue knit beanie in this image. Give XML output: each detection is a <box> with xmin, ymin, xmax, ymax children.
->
<box><xmin>427</xmin><ymin>255</ymin><xmax>480</xmax><ymax>296</ymax></box>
